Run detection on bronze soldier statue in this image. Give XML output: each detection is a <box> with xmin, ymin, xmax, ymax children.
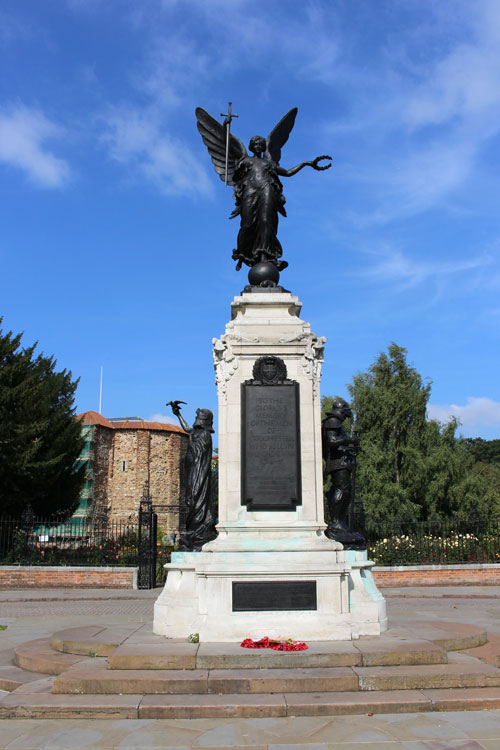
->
<box><xmin>167</xmin><ymin>401</ymin><xmax>217</xmax><ymax>551</ymax></box>
<box><xmin>322</xmin><ymin>398</ymin><xmax>365</xmax><ymax>550</ymax></box>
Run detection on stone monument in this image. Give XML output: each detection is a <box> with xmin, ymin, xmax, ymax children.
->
<box><xmin>153</xmin><ymin>106</ymin><xmax>387</xmax><ymax>641</ymax></box>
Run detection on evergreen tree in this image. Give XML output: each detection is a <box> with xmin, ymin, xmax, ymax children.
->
<box><xmin>0</xmin><ymin>320</ymin><xmax>85</xmax><ymax>518</ymax></box>
<box><xmin>336</xmin><ymin>343</ymin><xmax>500</xmax><ymax>527</ymax></box>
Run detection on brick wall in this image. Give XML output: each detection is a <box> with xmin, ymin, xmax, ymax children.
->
<box><xmin>0</xmin><ymin>566</ymin><xmax>138</xmax><ymax>589</ymax></box>
<box><xmin>2</xmin><ymin>564</ymin><xmax>500</xmax><ymax>589</ymax></box>
<box><xmin>372</xmin><ymin>564</ymin><xmax>500</xmax><ymax>587</ymax></box>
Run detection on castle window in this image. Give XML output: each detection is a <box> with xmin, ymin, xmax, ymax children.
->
<box><xmin>122</xmin><ymin>460</ymin><xmax>127</xmax><ymax>472</ymax></box>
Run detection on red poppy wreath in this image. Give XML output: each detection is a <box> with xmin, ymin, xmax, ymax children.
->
<box><xmin>240</xmin><ymin>637</ymin><xmax>308</xmax><ymax>651</ymax></box>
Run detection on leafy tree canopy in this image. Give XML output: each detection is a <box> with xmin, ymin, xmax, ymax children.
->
<box><xmin>462</xmin><ymin>437</ymin><xmax>500</xmax><ymax>466</ymax></box>
<box><xmin>0</xmin><ymin>319</ymin><xmax>85</xmax><ymax>518</ymax></box>
<box><xmin>322</xmin><ymin>343</ymin><xmax>500</xmax><ymax>527</ymax></box>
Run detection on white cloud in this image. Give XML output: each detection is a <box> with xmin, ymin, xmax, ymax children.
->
<box><xmin>390</xmin><ymin>136</ymin><xmax>477</xmax><ymax>217</ymax></box>
<box><xmin>149</xmin><ymin>412</ymin><xmax>178</xmax><ymax>425</ymax></box>
<box><xmin>404</xmin><ymin>10</ymin><xmax>500</xmax><ymax>130</ymax></box>
<box><xmin>323</xmin><ymin>2</ymin><xmax>500</xmax><ymax>221</ymax></box>
<box><xmin>101</xmin><ymin>107</ymin><xmax>212</xmax><ymax>197</ymax></box>
<box><xmin>136</xmin><ymin>37</ymin><xmax>211</xmax><ymax>110</ymax></box>
<box><xmin>428</xmin><ymin>398</ymin><xmax>500</xmax><ymax>433</ymax></box>
<box><xmin>0</xmin><ymin>105</ymin><xmax>71</xmax><ymax>188</ymax></box>
<box><xmin>66</xmin><ymin>1</ymin><xmax>343</xmax><ymax>197</ymax></box>
<box><xmin>357</xmin><ymin>245</ymin><xmax>491</xmax><ymax>290</ymax></box>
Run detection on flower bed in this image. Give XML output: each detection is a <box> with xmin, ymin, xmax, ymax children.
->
<box><xmin>368</xmin><ymin>531</ymin><xmax>500</xmax><ymax>566</ymax></box>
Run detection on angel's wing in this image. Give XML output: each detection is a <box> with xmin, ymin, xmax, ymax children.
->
<box><xmin>266</xmin><ymin>107</ymin><xmax>298</xmax><ymax>164</ymax></box>
<box><xmin>195</xmin><ymin>107</ymin><xmax>247</xmax><ymax>185</ymax></box>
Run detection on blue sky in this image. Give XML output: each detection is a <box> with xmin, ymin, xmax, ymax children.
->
<box><xmin>1</xmin><ymin>0</ymin><xmax>499</xmax><ymax>440</ymax></box>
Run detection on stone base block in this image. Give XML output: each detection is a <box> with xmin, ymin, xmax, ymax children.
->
<box><xmin>153</xmin><ymin>549</ymin><xmax>387</xmax><ymax>642</ymax></box>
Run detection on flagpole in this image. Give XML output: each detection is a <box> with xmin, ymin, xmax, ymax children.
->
<box><xmin>99</xmin><ymin>366</ymin><xmax>103</xmax><ymax>414</ymax></box>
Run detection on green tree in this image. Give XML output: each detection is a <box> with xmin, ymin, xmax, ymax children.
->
<box><xmin>342</xmin><ymin>343</ymin><xmax>500</xmax><ymax>526</ymax></box>
<box><xmin>461</xmin><ymin>437</ymin><xmax>500</xmax><ymax>511</ymax></box>
<box><xmin>0</xmin><ymin>320</ymin><xmax>85</xmax><ymax>518</ymax></box>
<box><xmin>422</xmin><ymin>420</ymin><xmax>499</xmax><ymax>520</ymax></box>
<box><xmin>463</xmin><ymin>437</ymin><xmax>500</xmax><ymax>466</ymax></box>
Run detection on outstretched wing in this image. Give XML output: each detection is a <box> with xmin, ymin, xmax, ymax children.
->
<box><xmin>266</xmin><ymin>107</ymin><xmax>298</xmax><ymax>164</ymax></box>
<box><xmin>195</xmin><ymin>107</ymin><xmax>247</xmax><ymax>185</ymax></box>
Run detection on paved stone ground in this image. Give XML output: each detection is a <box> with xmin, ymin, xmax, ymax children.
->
<box><xmin>1</xmin><ymin>586</ymin><xmax>500</xmax><ymax>749</ymax></box>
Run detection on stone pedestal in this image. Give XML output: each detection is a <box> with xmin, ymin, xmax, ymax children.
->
<box><xmin>154</xmin><ymin>291</ymin><xmax>387</xmax><ymax>640</ymax></box>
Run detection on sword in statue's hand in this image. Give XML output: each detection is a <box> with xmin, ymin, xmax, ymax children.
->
<box><xmin>220</xmin><ymin>102</ymin><xmax>238</xmax><ymax>186</ymax></box>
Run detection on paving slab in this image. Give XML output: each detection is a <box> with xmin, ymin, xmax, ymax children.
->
<box><xmin>0</xmin><ymin>651</ymin><xmax>14</xmax><ymax>667</ymax></box>
<box><xmin>139</xmin><ymin>692</ymin><xmax>287</xmax><ymax>719</ymax></box>
<box><xmin>283</xmin><ymin>689</ymin><xmax>432</xmax><ymax>716</ymax></box>
<box><xmin>11</xmin><ymin>676</ymin><xmax>55</xmax><ymax>694</ymax></box>
<box><xmin>207</xmin><ymin>666</ymin><xmax>359</xmax><ymax>694</ymax></box>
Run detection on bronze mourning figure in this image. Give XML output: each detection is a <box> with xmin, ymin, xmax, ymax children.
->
<box><xmin>322</xmin><ymin>398</ymin><xmax>366</xmax><ymax>550</ymax></box>
<box><xmin>195</xmin><ymin>107</ymin><xmax>331</xmax><ymax>286</ymax></box>
<box><xmin>167</xmin><ymin>401</ymin><xmax>217</xmax><ymax>551</ymax></box>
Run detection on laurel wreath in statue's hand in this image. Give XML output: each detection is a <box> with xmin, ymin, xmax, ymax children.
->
<box><xmin>311</xmin><ymin>155</ymin><xmax>332</xmax><ymax>171</ymax></box>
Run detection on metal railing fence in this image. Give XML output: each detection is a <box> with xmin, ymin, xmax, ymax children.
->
<box><xmin>2</xmin><ymin>511</ymin><xmax>499</xmax><ymax>569</ymax></box>
<box><xmin>358</xmin><ymin>516</ymin><xmax>500</xmax><ymax>566</ymax></box>
<box><xmin>0</xmin><ymin>512</ymin><xmax>179</xmax><ymax>580</ymax></box>
<box><xmin>0</xmin><ymin>516</ymin><xmax>140</xmax><ymax>567</ymax></box>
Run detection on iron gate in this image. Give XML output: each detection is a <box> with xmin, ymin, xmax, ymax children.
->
<box><xmin>137</xmin><ymin>496</ymin><xmax>157</xmax><ymax>589</ymax></box>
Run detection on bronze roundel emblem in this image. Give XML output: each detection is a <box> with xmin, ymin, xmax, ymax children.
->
<box><xmin>252</xmin><ymin>355</ymin><xmax>288</xmax><ymax>384</ymax></box>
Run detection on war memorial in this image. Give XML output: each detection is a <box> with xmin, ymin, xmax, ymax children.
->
<box><xmin>154</xmin><ymin>105</ymin><xmax>386</xmax><ymax>641</ymax></box>
<box><xmin>1</xmin><ymin>107</ymin><xmax>500</xmax><ymax>720</ymax></box>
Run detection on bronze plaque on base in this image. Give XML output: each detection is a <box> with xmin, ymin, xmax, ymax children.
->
<box><xmin>232</xmin><ymin>581</ymin><xmax>317</xmax><ymax>611</ymax></box>
<box><xmin>241</xmin><ymin>356</ymin><xmax>301</xmax><ymax>511</ymax></box>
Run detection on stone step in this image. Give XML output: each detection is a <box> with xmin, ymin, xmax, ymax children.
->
<box><xmin>0</xmin><ymin>649</ymin><xmax>50</xmax><ymax>692</ymax></box>
<box><xmin>53</xmin><ymin>663</ymin><xmax>359</xmax><ymax>695</ymax></box>
<box><xmin>353</xmin><ymin>652</ymin><xmax>500</xmax><ymax>691</ymax></box>
<box><xmin>108</xmin><ymin>634</ymin><xmax>448</xmax><ymax>670</ymax></box>
<box><xmin>6</xmin><ymin>630</ymin><xmax>456</xmax><ymax>692</ymax></box>
<box><xmin>3</xmin><ymin>686</ymin><xmax>500</xmax><ymax>719</ymax></box>
<box><xmin>412</xmin><ymin>620</ymin><xmax>488</xmax><ymax>651</ymax></box>
<box><xmin>0</xmin><ymin>691</ymin><xmax>141</xmax><ymax>719</ymax></box>
<box><xmin>52</xmin><ymin>625</ymin><xmax>141</xmax><ymax>657</ymax></box>
<box><xmin>459</xmin><ymin>631</ymin><xmax>500</xmax><ymax>667</ymax></box>
<box><xmin>52</xmin><ymin>652</ymin><xmax>500</xmax><ymax>695</ymax></box>
<box><xmin>14</xmin><ymin>638</ymin><xmax>89</xmax><ymax>675</ymax></box>
<box><xmin>52</xmin><ymin>621</ymin><xmax>487</xmax><ymax>670</ymax></box>
<box><xmin>53</xmin><ymin>662</ymin><xmax>209</xmax><ymax>695</ymax></box>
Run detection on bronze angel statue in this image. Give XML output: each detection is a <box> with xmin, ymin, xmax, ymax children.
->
<box><xmin>195</xmin><ymin>107</ymin><xmax>331</xmax><ymax>278</ymax></box>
